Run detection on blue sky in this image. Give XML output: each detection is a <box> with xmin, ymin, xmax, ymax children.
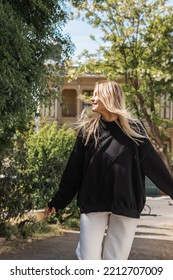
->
<box><xmin>63</xmin><ymin>17</ymin><xmax>100</xmax><ymax>60</ymax></box>
<box><xmin>63</xmin><ymin>1</ymin><xmax>173</xmax><ymax>60</ymax></box>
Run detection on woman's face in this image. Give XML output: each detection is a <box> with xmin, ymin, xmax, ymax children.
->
<box><xmin>90</xmin><ymin>91</ymin><xmax>105</xmax><ymax>113</ymax></box>
<box><xmin>91</xmin><ymin>86</ymin><xmax>118</xmax><ymax>122</ymax></box>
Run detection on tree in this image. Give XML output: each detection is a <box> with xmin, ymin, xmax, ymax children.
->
<box><xmin>0</xmin><ymin>0</ymin><xmax>74</xmax><ymax>149</ymax></box>
<box><xmin>71</xmin><ymin>0</ymin><xmax>173</xmax><ymax>171</ymax></box>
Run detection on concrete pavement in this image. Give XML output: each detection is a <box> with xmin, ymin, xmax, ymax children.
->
<box><xmin>136</xmin><ymin>196</ymin><xmax>173</xmax><ymax>241</ymax></box>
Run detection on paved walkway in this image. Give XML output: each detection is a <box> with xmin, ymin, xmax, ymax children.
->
<box><xmin>0</xmin><ymin>196</ymin><xmax>173</xmax><ymax>260</ymax></box>
<box><xmin>136</xmin><ymin>196</ymin><xmax>173</xmax><ymax>241</ymax></box>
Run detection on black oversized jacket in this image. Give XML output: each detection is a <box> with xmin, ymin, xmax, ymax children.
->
<box><xmin>48</xmin><ymin>119</ymin><xmax>173</xmax><ymax>218</ymax></box>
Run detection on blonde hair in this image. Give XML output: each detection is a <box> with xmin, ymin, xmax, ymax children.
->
<box><xmin>76</xmin><ymin>80</ymin><xmax>147</xmax><ymax>146</ymax></box>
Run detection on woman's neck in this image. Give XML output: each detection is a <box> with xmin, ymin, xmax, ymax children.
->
<box><xmin>101</xmin><ymin>112</ymin><xmax>118</xmax><ymax>122</ymax></box>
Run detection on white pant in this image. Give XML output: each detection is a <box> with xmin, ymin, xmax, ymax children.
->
<box><xmin>76</xmin><ymin>212</ymin><xmax>138</xmax><ymax>260</ymax></box>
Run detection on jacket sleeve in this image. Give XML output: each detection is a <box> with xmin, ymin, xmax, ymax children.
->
<box><xmin>140</xmin><ymin>141</ymin><xmax>173</xmax><ymax>198</ymax></box>
<box><xmin>48</xmin><ymin>131</ymin><xmax>85</xmax><ymax>211</ymax></box>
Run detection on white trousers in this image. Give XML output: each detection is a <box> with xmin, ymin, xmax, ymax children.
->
<box><xmin>76</xmin><ymin>212</ymin><xmax>138</xmax><ymax>260</ymax></box>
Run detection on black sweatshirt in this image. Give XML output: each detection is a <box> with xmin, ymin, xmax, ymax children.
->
<box><xmin>48</xmin><ymin>120</ymin><xmax>173</xmax><ymax>218</ymax></box>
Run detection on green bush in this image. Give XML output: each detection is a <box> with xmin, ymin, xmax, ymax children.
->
<box><xmin>62</xmin><ymin>218</ymin><xmax>80</xmax><ymax>230</ymax></box>
<box><xmin>26</xmin><ymin>122</ymin><xmax>77</xmax><ymax>208</ymax></box>
<box><xmin>0</xmin><ymin>223</ymin><xmax>18</xmax><ymax>240</ymax></box>
<box><xmin>0</xmin><ymin>122</ymin><xmax>77</xmax><ymax>224</ymax></box>
<box><xmin>0</xmin><ymin>219</ymin><xmax>51</xmax><ymax>240</ymax></box>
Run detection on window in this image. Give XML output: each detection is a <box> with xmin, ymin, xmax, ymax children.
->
<box><xmin>62</xmin><ymin>89</ymin><xmax>77</xmax><ymax>117</ymax></box>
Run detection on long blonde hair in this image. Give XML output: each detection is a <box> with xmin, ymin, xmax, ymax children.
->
<box><xmin>76</xmin><ymin>80</ymin><xmax>147</xmax><ymax>146</ymax></box>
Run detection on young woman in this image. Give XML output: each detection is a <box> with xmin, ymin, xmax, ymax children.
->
<box><xmin>46</xmin><ymin>80</ymin><xmax>173</xmax><ymax>260</ymax></box>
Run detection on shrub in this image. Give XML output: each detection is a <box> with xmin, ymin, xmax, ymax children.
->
<box><xmin>26</xmin><ymin>122</ymin><xmax>77</xmax><ymax>208</ymax></box>
<box><xmin>0</xmin><ymin>218</ymin><xmax>51</xmax><ymax>240</ymax></box>
<box><xmin>0</xmin><ymin>122</ymin><xmax>77</xmax><ymax>224</ymax></box>
<box><xmin>62</xmin><ymin>218</ymin><xmax>80</xmax><ymax>230</ymax></box>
